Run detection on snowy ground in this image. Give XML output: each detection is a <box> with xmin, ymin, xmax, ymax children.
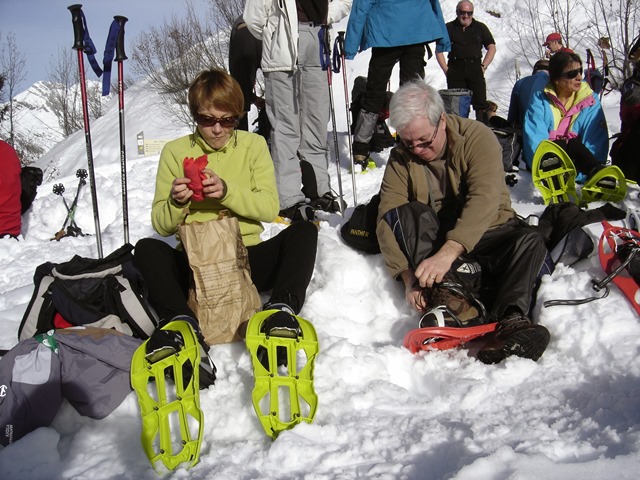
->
<box><xmin>2</xmin><ymin>4</ymin><xmax>640</xmax><ymax>479</ymax></box>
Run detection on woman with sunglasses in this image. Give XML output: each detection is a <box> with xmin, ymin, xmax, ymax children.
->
<box><xmin>134</xmin><ymin>69</ymin><xmax>318</xmax><ymax>341</ymax></box>
<box><xmin>522</xmin><ymin>51</ymin><xmax>610</xmax><ymax>179</ymax></box>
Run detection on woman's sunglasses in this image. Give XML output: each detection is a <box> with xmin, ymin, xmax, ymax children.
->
<box><xmin>561</xmin><ymin>67</ymin><xmax>583</xmax><ymax>79</ymax></box>
<box><xmin>194</xmin><ymin>114</ymin><xmax>239</xmax><ymax>128</ymax></box>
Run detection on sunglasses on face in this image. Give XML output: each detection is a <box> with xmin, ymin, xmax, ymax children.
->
<box><xmin>403</xmin><ymin>116</ymin><xmax>442</xmax><ymax>151</ymax></box>
<box><xmin>457</xmin><ymin>10</ymin><xmax>474</xmax><ymax>16</ymax></box>
<box><xmin>194</xmin><ymin>114</ymin><xmax>239</xmax><ymax>128</ymax></box>
<box><xmin>561</xmin><ymin>67</ymin><xmax>583</xmax><ymax>79</ymax></box>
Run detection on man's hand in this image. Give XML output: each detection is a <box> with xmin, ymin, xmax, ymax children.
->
<box><xmin>414</xmin><ymin>240</ymin><xmax>465</xmax><ymax>288</ymax></box>
<box><xmin>401</xmin><ymin>269</ymin><xmax>427</xmax><ymax>312</ymax></box>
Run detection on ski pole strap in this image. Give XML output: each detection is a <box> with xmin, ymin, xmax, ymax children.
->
<box><xmin>318</xmin><ymin>26</ymin><xmax>331</xmax><ymax>72</ymax></box>
<box><xmin>332</xmin><ymin>36</ymin><xmax>342</xmax><ymax>73</ymax></box>
<box><xmin>101</xmin><ymin>19</ymin><xmax>121</xmax><ymax>95</ymax></box>
<box><xmin>71</xmin><ymin>7</ymin><xmax>103</xmax><ymax>78</ymax></box>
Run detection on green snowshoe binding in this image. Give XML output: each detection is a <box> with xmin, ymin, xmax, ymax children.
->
<box><xmin>246</xmin><ymin>309</ymin><xmax>319</xmax><ymax>439</ymax></box>
<box><xmin>532</xmin><ymin>140</ymin><xmax>578</xmax><ymax>205</ymax></box>
<box><xmin>130</xmin><ymin>320</ymin><xmax>204</xmax><ymax>471</ymax></box>
<box><xmin>580</xmin><ymin>165</ymin><xmax>627</xmax><ymax>204</ymax></box>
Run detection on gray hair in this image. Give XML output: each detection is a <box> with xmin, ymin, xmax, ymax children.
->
<box><xmin>389</xmin><ymin>80</ymin><xmax>445</xmax><ymax>132</ymax></box>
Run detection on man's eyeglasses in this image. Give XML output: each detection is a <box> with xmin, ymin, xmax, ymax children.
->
<box><xmin>403</xmin><ymin>116</ymin><xmax>443</xmax><ymax>151</ymax></box>
<box><xmin>194</xmin><ymin>114</ymin><xmax>239</xmax><ymax>128</ymax></box>
<box><xmin>561</xmin><ymin>67</ymin><xmax>583</xmax><ymax>79</ymax></box>
<box><xmin>457</xmin><ymin>10</ymin><xmax>474</xmax><ymax>16</ymax></box>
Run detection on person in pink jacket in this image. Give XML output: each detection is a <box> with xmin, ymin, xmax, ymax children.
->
<box><xmin>0</xmin><ymin>139</ymin><xmax>22</xmax><ymax>239</ymax></box>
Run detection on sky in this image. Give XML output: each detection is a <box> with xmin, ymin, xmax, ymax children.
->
<box><xmin>0</xmin><ymin>0</ymin><xmax>210</xmax><ymax>95</ymax></box>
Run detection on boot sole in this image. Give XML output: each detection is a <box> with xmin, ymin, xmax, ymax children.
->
<box><xmin>478</xmin><ymin>325</ymin><xmax>550</xmax><ymax>364</ymax></box>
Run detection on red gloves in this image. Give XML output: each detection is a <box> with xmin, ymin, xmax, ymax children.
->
<box><xmin>183</xmin><ymin>155</ymin><xmax>208</xmax><ymax>202</ymax></box>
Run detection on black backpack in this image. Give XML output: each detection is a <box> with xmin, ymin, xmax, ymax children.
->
<box><xmin>340</xmin><ymin>193</ymin><xmax>381</xmax><ymax>254</ymax></box>
<box><xmin>18</xmin><ymin>243</ymin><xmax>159</xmax><ymax>342</ymax></box>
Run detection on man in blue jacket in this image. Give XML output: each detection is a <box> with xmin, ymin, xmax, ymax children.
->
<box><xmin>344</xmin><ymin>0</ymin><xmax>450</xmax><ymax>169</ymax></box>
<box><xmin>507</xmin><ymin>59</ymin><xmax>549</xmax><ymax>127</ymax></box>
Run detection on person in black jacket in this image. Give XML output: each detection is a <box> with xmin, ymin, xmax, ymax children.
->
<box><xmin>435</xmin><ymin>1</ymin><xmax>496</xmax><ymax>124</ymax></box>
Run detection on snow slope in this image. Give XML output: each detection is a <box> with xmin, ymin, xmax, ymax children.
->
<box><xmin>1</xmin><ymin>3</ymin><xmax>640</xmax><ymax>479</ymax></box>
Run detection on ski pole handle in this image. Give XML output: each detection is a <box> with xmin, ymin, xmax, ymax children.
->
<box><xmin>68</xmin><ymin>4</ymin><xmax>85</xmax><ymax>50</ymax></box>
<box><xmin>337</xmin><ymin>31</ymin><xmax>345</xmax><ymax>53</ymax></box>
<box><xmin>114</xmin><ymin>15</ymin><xmax>128</xmax><ymax>62</ymax></box>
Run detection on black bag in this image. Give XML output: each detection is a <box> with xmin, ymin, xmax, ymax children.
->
<box><xmin>18</xmin><ymin>243</ymin><xmax>159</xmax><ymax>341</ymax></box>
<box><xmin>340</xmin><ymin>193</ymin><xmax>381</xmax><ymax>254</ymax></box>
<box><xmin>20</xmin><ymin>166</ymin><xmax>43</xmax><ymax>214</ymax></box>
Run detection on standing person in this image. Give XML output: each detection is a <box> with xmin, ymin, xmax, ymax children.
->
<box><xmin>507</xmin><ymin>59</ymin><xmax>549</xmax><ymax>127</ymax></box>
<box><xmin>343</xmin><ymin>0</ymin><xmax>450</xmax><ymax>169</ymax></box>
<box><xmin>435</xmin><ymin>1</ymin><xmax>496</xmax><ymax>124</ymax></box>
<box><xmin>376</xmin><ymin>79</ymin><xmax>550</xmax><ymax>364</ymax></box>
<box><xmin>243</xmin><ymin>0</ymin><xmax>352</xmax><ymax>222</ymax></box>
<box><xmin>0</xmin><ymin>139</ymin><xmax>22</xmax><ymax>239</ymax></box>
<box><xmin>134</xmin><ymin>69</ymin><xmax>318</xmax><ymax>334</ymax></box>
<box><xmin>228</xmin><ymin>16</ymin><xmax>264</xmax><ymax>132</ymax></box>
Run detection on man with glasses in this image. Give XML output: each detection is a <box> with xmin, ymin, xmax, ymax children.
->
<box><xmin>376</xmin><ymin>79</ymin><xmax>550</xmax><ymax>364</ymax></box>
<box><xmin>435</xmin><ymin>1</ymin><xmax>496</xmax><ymax>124</ymax></box>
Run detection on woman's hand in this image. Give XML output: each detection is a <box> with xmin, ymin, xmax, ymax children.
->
<box><xmin>170</xmin><ymin>177</ymin><xmax>193</xmax><ymax>205</ymax></box>
<box><xmin>201</xmin><ymin>168</ymin><xmax>227</xmax><ymax>199</ymax></box>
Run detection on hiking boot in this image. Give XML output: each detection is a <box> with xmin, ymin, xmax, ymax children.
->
<box><xmin>353</xmin><ymin>154</ymin><xmax>370</xmax><ymax>171</ymax></box>
<box><xmin>279</xmin><ymin>202</ymin><xmax>315</xmax><ymax>222</ymax></box>
<box><xmin>309</xmin><ymin>192</ymin><xmax>345</xmax><ymax>213</ymax></box>
<box><xmin>420</xmin><ymin>282</ymin><xmax>485</xmax><ymax>329</ymax></box>
<box><xmin>256</xmin><ymin>309</ymin><xmax>301</xmax><ymax>369</ymax></box>
<box><xmin>477</xmin><ymin>312</ymin><xmax>550</xmax><ymax>364</ymax></box>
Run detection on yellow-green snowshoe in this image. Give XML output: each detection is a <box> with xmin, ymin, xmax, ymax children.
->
<box><xmin>130</xmin><ymin>320</ymin><xmax>204</xmax><ymax>471</ymax></box>
<box><xmin>580</xmin><ymin>165</ymin><xmax>627</xmax><ymax>204</ymax></box>
<box><xmin>246</xmin><ymin>309</ymin><xmax>319</xmax><ymax>439</ymax></box>
<box><xmin>532</xmin><ymin>140</ymin><xmax>578</xmax><ymax>205</ymax></box>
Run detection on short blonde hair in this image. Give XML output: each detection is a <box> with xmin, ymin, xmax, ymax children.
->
<box><xmin>188</xmin><ymin>69</ymin><xmax>244</xmax><ymax>119</ymax></box>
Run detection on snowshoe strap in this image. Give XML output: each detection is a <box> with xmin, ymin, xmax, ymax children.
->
<box><xmin>580</xmin><ymin>165</ymin><xmax>627</xmax><ymax>204</ymax></box>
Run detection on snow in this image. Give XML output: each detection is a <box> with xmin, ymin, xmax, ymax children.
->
<box><xmin>2</xmin><ymin>4</ymin><xmax>640</xmax><ymax>479</ymax></box>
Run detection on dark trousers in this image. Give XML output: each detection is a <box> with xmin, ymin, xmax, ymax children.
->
<box><xmin>361</xmin><ymin>44</ymin><xmax>427</xmax><ymax>114</ymax></box>
<box><xmin>553</xmin><ymin>138</ymin><xmax>601</xmax><ymax>177</ymax></box>
<box><xmin>387</xmin><ymin>202</ymin><xmax>547</xmax><ymax>321</ymax></box>
<box><xmin>446</xmin><ymin>59</ymin><xmax>487</xmax><ymax>112</ymax></box>
<box><xmin>133</xmin><ymin>221</ymin><xmax>318</xmax><ymax>321</ymax></box>
<box><xmin>229</xmin><ymin>21</ymin><xmax>262</xmax><ymax>131</ymax></box>
<box><xmin>469</xmin><ymin>219</ymin><xmax>548</xmax><ymax>319</ymax></box>
<box><xmin>353</xmin><ymin>44</ymin><xmax>427</xmax><ymax>156</ymax></box>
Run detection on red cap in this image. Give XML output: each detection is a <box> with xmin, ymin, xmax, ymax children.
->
<box><xmin>543</xmin><ymin>33</ymin><xmax>562</xmax><ymax>46</ymax></box>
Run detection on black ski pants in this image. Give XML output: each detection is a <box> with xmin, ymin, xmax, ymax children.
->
<box><xmin>361</xmin><ymin>44</ymin><xmax>428</xmax><ymax>114</ymax></box>
<box><xmin>446</xmin><ymin>58</ymin><xmax>488</xmax><ymax>113</ymax></box>
<box><xmin>133</xmin><ymin>221</ymin><xmax>318</xmax><ymax>321</ymax></box>
<box><xmin>553</xmin><ymin>137</ymin><xmax>602</xmax><ymax>177</ymax></box>
<box><xmin>467</xmin><ymin>218</ymin><xmax>548</xmax><ymax>320</ymax></box>
<box><xmin>229</xmin><ymin>20</ymin><xmax>262</xmax><ymax>131</ymax></box>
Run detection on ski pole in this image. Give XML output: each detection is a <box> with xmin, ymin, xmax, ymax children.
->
<box><xmin>68</xmin><ymin>4</ymin><xmax>104</xmax><ymax>258</ymax></box>
<box><xmin>52</xmin><ymin>169</ymin><xmax>87</xmax><ymax>240</ymax></box>
<box><xmin>319</xmin><ymin>26</ymin><xmax>345</xmax><ymax>214</ymax></box>
<box><xmin>335</xmin><ymin>31</ymin><xmax>357</xmax><ymax>205</ymax></box>
<box><xmin>115</xmin><ymin>15</ymin><xmax>129</xmax><ymax>244</ymax></box>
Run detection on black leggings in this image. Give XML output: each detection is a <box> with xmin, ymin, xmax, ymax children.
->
<box><xmin>553</xmin><ymin>137</ymin><xmax>601</xmax><ymax>177</ymax></box>
<box><xmin>133</xmin><ymin>221</ymin><xmax>318</xmax><ymax>321</ymax></box>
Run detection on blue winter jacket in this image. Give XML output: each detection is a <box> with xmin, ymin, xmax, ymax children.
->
<box><xmin>507</xmin><ymin>71</ymin><xmax>549</xmax><ymax>126</ymax></box>
<box><xmin>522</xmin><ymin>82</ymin><xmax>609</xmax><ymax>168</ymax></box>
<box><xmin>344</xmin><ymin>0</ymin><xmax>450</xmax><ymax>59</ymax></box>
